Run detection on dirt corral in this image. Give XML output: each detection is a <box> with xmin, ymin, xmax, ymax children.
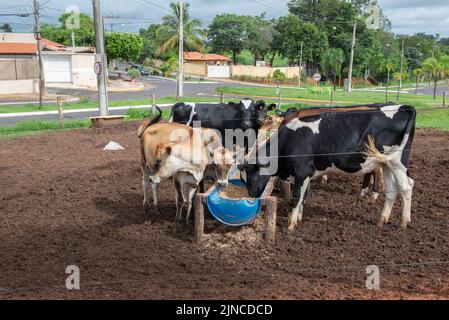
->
<box><xmin>0</xmin><ymin>121</ymin><xmax>448</xmax><ymax>300</ymax></box>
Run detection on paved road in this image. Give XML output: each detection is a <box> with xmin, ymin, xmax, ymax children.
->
<box><xmin>0</xmin><ymin>77</ymin><xmax>256</xmax><ymax>126</ymax></box>
<box><xmin>47</xmin><ymin>76</ymin><xmax>243</xmax><ymax>101</ymax></box>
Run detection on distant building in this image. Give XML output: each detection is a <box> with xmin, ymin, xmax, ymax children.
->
<box><xmin>184</xmin><ymin>51</ymin><xmax>231</xmax><ymax>66</ymax></box>
<box><xmin>0</xmin><ymin>33</ymin><xmax>97</xmax><ymax>94</ymax></box>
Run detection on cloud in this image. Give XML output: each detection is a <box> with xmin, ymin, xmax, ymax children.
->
<box><xmin>1</xmin><ymin>0</ymin><xmax>447</xmax><ymax>36</ymax></box>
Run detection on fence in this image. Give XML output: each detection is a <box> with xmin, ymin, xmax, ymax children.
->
<box><xmin>0</xmin><ymin>59</ymin><xmax>39</xmax><ymax>81</ymax></box>
<box><xmin>184</xmin><ymin>62</ymin><xmax>207</xmax><ymax>77</ymax></box>
<box><xmin>231</xmin><ymin>65</ymin><xmax>301</xmax><ymax>80</ymax></box>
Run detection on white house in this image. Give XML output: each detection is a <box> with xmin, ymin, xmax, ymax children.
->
<box><xmin>0</xmin><ymin>33</ymin><xmax>97</xmax><ymax>94</ymax></box>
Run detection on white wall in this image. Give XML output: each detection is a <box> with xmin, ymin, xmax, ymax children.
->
<box><xmin>0</xmin><ymin>79</ymin><xmax>38</xmax><ymax>94</ymax></box>
<box><xmin>71</xmin><ymin>54</ymin><xmax>97</xmax><ymax>88</ymax></box>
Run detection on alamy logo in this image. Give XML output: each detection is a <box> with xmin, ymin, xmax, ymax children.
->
<box><xmin>65</xmin><ymin>5</ymin><xmax>80</xmax><ymax>30</ymax></box>
<box><xmin>66</xmin><ymin>265</ymin><xmax>80</xmax><ymax>290</ymax></box>
<box><xmin>366</xmin><ymin>265</ymin><xmax>380</xmax><ymax>290</ymax></box>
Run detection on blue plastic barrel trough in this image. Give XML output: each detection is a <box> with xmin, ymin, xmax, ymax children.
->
<box><xmin>206</xmin><ymin>180</ymin><xmax>262</xmax><ymax>227</ymax></box>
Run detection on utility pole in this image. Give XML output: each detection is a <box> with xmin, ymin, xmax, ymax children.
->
<box><xmin>33</xmin><ymin>0</ymin><xmax>45</xmax><ymax>109</ymax></box>
<box><xmin>176</xmin><ymin>0</ymin><xmax>184</xmax><ymax>99</ymax></box>
<box><xmin>397</xmin><ymin>40</ymin><xmax>405</xmax><ymax>100</ymax></box>
<box><xmin>347</xmin><ymin>22</ymin><xmax>357</xmax><ymax>93</ymax></box>
<box><xmin>298</xmin><ymin>41</ymin><xmax>303</xmax><ymax>87</ymax></box>
<box><xmin>92</xmin><ymin>0</ymin><xmax>108</xmax><ymax>116</ymax></box>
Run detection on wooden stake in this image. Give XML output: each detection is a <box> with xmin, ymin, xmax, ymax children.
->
<box><xmin>281</xmin><ymin>180</ymin><xmax>292</xmax><ymax>202</ymax></box>
<box><xmin>264</xmin><ymin>196</ymin><xmax>277</xmax><ymax>244</ymax></box>
<box><xmin>57</xmin><ymin>96</ymin><xmax>64</xmax><ymax>129</ymax></box>
<box><xmin>220</xmin><ymin>93</ymin><xmax>224</xmax><ymax>104</ymax></box>
<box><xmin>152</xmin><ymin>93</ymin><xmax>156</xmax><ymax>114</ymax></box>
<box><xmin>194</xmin><ymin>194</ymin><xmax>205</xmax><ymax>244</ymax></box>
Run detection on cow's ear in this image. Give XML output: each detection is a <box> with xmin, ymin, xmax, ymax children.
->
<box><xmin>254</xmin><ymin>100</ymin><xmax>266</xmax><ymax>111</ymax></box>
<box><xmin>165</xmin><ymin>146</ymin><xmax>172</xmax><ymax>155</ymax></box>
<box><xmin>238</xmin><ymin>164</ymin><xmax>247</xmax><ymax>171</ymax></box>
<box><xmin>267</xmin><ymin>104</ymin><xmax>277</xmax><ymax>111</ymax></box>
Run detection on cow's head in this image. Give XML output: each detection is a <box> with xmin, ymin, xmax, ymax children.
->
<box><xmin>237</xmin><ymin>98</ymin><xmax>257</xmax><ymax>130</ymax></box>
<box><xmin>238</xmin><ymin>162</ymin><xmax>272</xmax><ymax>198</ymax></box>
<box><xmin>252</xmin><ymin>100</ymin><xmax>277</xmax><ymax>129</ymax></box>
<box><xmin>211</xmin><ymin>147</ymin><xmax>236</xmax><ymax>188</ymax></box>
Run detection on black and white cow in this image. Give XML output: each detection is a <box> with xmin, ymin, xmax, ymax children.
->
<box><xmin>170</xmin><ymin>98</ymin><xmax>276</xmax><ymax>140</ymax></box>
<box><xmin>239</xmin><ymin>104</ymin><xmax>416</xmax><ymax>230</ymax></box>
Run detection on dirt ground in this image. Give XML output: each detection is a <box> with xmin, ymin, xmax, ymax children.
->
<box><xmin>0</xmin><ymin>122</ymin><xmax>448</xmax><ymax>300</ymax></box>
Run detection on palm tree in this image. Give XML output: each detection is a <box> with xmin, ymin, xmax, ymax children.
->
<box><xmin>321</xmin><ymin>48</ymin><xmax>345</xmax><ymax>91</ymax></box>
<box><xmin>413</xmin><ymin>67</ymin><xmax>423</xmax><ymax>95</ymax></box>
<box><xmin>0</xmin><ymin>23</ymin><xmax>12</xmax><ymax>32</ymax></box>
<box><xmin>156</xmin><ymin>2</ymin><xmax>206</xmax><ymax>56</ymax></box>
<box><xmin>394</xmin><ymin>72</ymin><xmax>408</xmax><ymax>100</ymax></box>
<box><xmin>384</xmin><ymin>60</ymin><xmax>395</xmax><ymax>102</ymax></box>
<box><xmin>422</xmin><ymin>57</ymin><xmax>446</xmax><ymax>100</ymax></box>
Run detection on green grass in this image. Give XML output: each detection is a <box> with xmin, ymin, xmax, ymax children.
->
<box><xmin>0</xmin><ymin>119</ymin><xmax>91</xmax><ymax>139</ymax></box>
<box><xmin>416</xmin><ymin>108</ymin><xmax>449</xmax><ymax>131</ymax></box>
<box><xmin>0</xmin><ymin>96</ymin><xmax>225</xmax><ymax>114</ymax></box>
<box><xmin>216</xmin><ymin>86</ymin><xmax>445</xmax><ymax>109</ymax></box>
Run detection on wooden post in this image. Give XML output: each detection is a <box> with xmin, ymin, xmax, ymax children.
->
<box><xmin>152</xmin><ymin>93</ymin><xmax>156</xmax><ymax>114</ymax></box>
<box><xmin>194</xmin><ymin>194</ymin><xmax>205</xmax><ymax>244</ymax></box>
<box><xmin>444</xmin><ymin>92</ymin><xmax>446</xmax><ymax>108</ymax></box>
<box><xmin>264</xmin><ymin>196</ymin><xmax>277</xmax><ymax>244</ymax></box>
<box><xmin>57</xmin><ymin>96</ymin><xmax>64</xmax><ymax>129</ymax></box>
<box><xmin>281</xmin><ymin>180</ymin><xmax>292</xmax><ymax>202</ymax></box>
<box><xmin>220</xmin><ymin>93</ymin><xmax>224</xmax><ymax>105</ymax></box>
<box><xmin>330</xmin><ymin>90</ymin><xmax>334</xmax><ymax>107</ymax></box>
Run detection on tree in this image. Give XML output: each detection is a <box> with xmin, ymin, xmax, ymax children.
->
<box><xmin>245</xmin><ymin>15</ymin><xmax>275</xmax><ymax>65</ymax></box>
<box><xmin>322</xmin><ymin>48</ymin><xmax>345</xmax><ymax>90</ymax></box>
<box><xmin>384</xmin><ymin>60</ymin><xmax>395</xmax><ymax>102</ymax></box>
<box><xmin>156</xmin><ymin>2</ymin><xmax>205</xmax><ymax>55</ymax></box>
<box><xmin>422</xmin><ymin>57</ymin><xmax>447</xmax><ymax>100</ymax></box>
<box><xmin>208</xmin><ymin>14</ymin><xmax>248</xmax><ymax>64</ymax></box>
<box><xmin>274</xmin><ymin>15</ymin><xmax>328</xmax><ymax>71</ymax></box>
<box><xmin>394</xmin><ymin>72</ymin><xmax>409</xmax><ymax>100</ymax></box>
<box><xmin>413</xmin><ymin>67</ymin><xmax>423</xmax><ymax>95</ymax></box>
<box><xmin>0</xmin><ymin>23</ymin><xmax>12</xmax><ymax>32</ymax></box>
<box><xmin>139</xmin><ymin>24</ymin><xmax>161</xmax><ymax>62</ymax></box>
<box><xmin>41</xmin><ymin>13</ymin><xmax>94</xmax><ymax>46</ymax></box>
<box><xmin>105</xmin><ymin>32</ymin><xmax>143</xmax><ymax>63</ymax></box>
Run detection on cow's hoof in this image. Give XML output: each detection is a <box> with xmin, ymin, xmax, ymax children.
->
<box><xmin>400</xmin><ymin>222</ymin><xmax>409</xmax><ymax>229</ymax></box>
<box><xmin>377</xmin><ymin>220</ymin><xmax>385</xmax><ymax>227</ymax></box>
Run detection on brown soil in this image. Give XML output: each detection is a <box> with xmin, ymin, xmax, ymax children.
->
<box><xmin>0</xmin><ymin>122</ymin><xmax>448</xmax><ymax>300</ymax></box>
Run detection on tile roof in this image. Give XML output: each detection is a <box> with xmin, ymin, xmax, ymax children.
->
<box><xmin>184</xmin><ymin>51</ymin><xmax>231</xmax><ymax>61</ymax></box>
<box><xmin>0</xmin><ymin>43</ymin><xmax>37</xmax><ymax>55</ymax></box>
<box><xmin>0</xmin><ymin>39</ymin><xmax>65</xmax><ymax>55</ymax></box>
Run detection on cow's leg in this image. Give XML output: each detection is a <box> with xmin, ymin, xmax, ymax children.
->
<box><xmin>288</xmin><ymin>176</ymin><xmax>311</xmax><ymax>231</ymax></box>
<box><xmin>151</xmin><ymin>182</ymin><xmax>159</xmax><ymax>206</ymax></box>
<box><xmin>371</xmin><ymin>167</ymin><xmax>384</xmax><ymax>202</ymax></box>
<box><xmin>141</xmin><ymin>164</ymin><xmax>151</xmax><ymax>206</ymax></box>
<box><xmin>360</xmin><ymin>173</ymin><xmax>372</xmax><ymax>199</ymax></box>
<box><xmin>391</xmin><ymin>166</ymin><xmax>414</xmax><ymax>228</ymax></box>
<box><xmin>174</xmin><ymin>177</ymin><xmax>185</xmax><ymax>230</ymax></box>
<box><xmin>321</xmin><ymin>175</ymin><xmax>328</xmax><ymax>184</ymax></box>
<box><xmin>185</xmin><ymin>184</ymin><xmax>199</xmax><ymax>225</ymax></box>
<box><xmin>379</xmin><ymin>165</ymin><xmax>398</xmax><ymax>226</ymax></box>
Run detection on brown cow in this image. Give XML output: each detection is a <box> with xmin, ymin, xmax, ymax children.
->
<box><xmin>138</xmin><ymin>109</ymin><xmax>234</xmax><ymax>227</ymax></box>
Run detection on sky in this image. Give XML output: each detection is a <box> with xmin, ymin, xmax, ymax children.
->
<box><xmin>0</xmin><ymin>0</ymin><xmax>448</xmax><ymax>37</ymax></box>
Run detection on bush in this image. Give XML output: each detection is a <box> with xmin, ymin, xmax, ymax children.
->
<box><xmin>272</xmin><ymin>69</ymin><xmax>286</xmax><ymax>83</ymax></box>
<box><xmin>127</xmin><ymin>68</ymin><xmax>141</xmax><ymax>79</ymax></box>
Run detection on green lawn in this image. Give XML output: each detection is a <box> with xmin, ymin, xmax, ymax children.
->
<box><xmin>1</xmin><ymin>94</ymin><xmax>448</xmax><ymax>139</ymax></box>
<box><xmin>0</xmin><ymin>96</ymin><xmax>226</xmax><ymax>114</ymax></box>
<box><xmin>216</xmin><ymin>86</ymin><xmax>445</xmax><ymax>109</ymax></box>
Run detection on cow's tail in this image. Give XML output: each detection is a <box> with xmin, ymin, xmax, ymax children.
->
<box><xmin>137</xmin><ymin>105</ymin><xmax>163</xmax><ymax>138</ymax></box>
<box><xmin>364</xmin><ymin>106</ymin><xmax>416</xmax><ymax>163</ymax></box>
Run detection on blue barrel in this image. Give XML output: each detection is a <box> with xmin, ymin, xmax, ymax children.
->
<box><xmin>206</xmin><ymin>185</ymin><xmax>261</xmax><ymax>227</ymax></box>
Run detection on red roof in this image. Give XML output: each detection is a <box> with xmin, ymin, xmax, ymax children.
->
<box><xmin>0</xmin><ymin>43</ymin><xmax>37</xmax><ymax>54</ymax></box>
<box><xmin>184</xmin><ymin>51</ymin><xmax>231</xmax><ymax>62</ymax></box>
<box><xmin>0</xmin><ymin>39</ymin><xmax>65</xmax><ymax>55</ymax></box>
